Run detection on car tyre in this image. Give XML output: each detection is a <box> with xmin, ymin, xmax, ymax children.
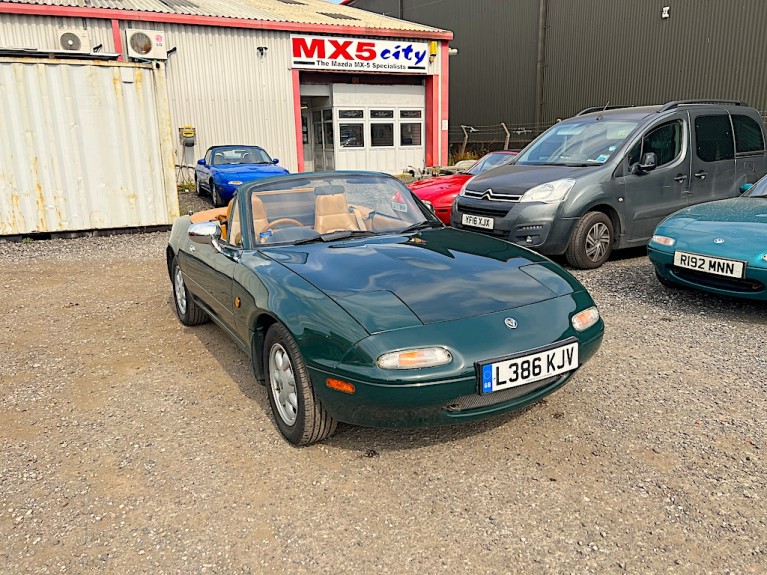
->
<box><xmin>264</xmin><ymin>323</ymin><xmax>337</xmax><ymax>446</ymax></box>
<box><xmin>211</xmin><ymin>181</ymin><xmax>224</xmax><ymax>208</ymax></box>
<box><xmin>171</xmin><ymin>256</ymin><xmax>209</xmax><ymax>326</ymax></box>
<box><xmin>195</xmin><ymin>177</ymin><xmax>204</xmax><ymax>196</ymax></box>
<box><xmin>565</xmin><ymin>211</ymin><xmax>613</xmax><ymax>269</ymax></box>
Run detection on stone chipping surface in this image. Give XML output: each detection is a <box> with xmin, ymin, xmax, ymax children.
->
<box><xmin>0</xmin><ymin>223</ymin><xmax>765</xmax><ymax>574</ymax></box>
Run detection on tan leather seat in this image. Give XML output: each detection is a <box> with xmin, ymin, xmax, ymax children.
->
<box><xmin>314</xmin><ymin>193</ymin><xmax>358</xmax><ymax>234</ymax></box>
<box><xmin>252</xmin><ymin>195</ymin><xmax>269</xmax><ymax>238</ymax></box>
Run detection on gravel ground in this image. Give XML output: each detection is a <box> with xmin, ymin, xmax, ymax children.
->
<box><xmin>1</xmin><ymin>202</ymin><xmax>766</xmax><ymax>574</ymax></box>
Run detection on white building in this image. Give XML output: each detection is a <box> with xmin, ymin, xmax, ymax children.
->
<box><xmin>0</xmin><ymin>0</ymin><xmax>452</xmax><ymax>235</ymax></box>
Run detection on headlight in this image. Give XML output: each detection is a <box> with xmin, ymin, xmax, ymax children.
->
<box><xmin>227</xmin><ymin>180</ymin><xmax>243</xmax><ymax>185</ymax></box>
<box><xmin>571</xmin><ymin>307</ymin><xmax>600</xmax><ymax>332</ymax></box>
<box><xmin>458</xmin><ymin>178</ymin><xmax>473</xmax><ymax>196</ymax></box>
<box><xmin>650</xmin><ymin>234</ymin><xmax>676</xmax><ymax>247</ymax></box>
<box><xmin>762</xmin><ymin>253</ymin><xmax>767</xmax><ymax>262</ymax></box>
<box><xmin>520</xmin><ymin>179</ymin><xmax>576</xmax><ymax>203</ymax></box>
<box><xmin>377</xmin><ymin>347</ymin><xmax>453</xmax><ymax>369</ymax></box>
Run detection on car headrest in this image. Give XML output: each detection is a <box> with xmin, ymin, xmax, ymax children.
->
<box><xmin>314</xmin><ymin>184</ymin><xmax>346</xmax><ymax>196</ymax></box>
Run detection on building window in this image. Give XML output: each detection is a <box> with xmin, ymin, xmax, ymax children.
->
<box><xmin>400</xmin><ymin>110</ymin><xmax>422</xmax><ymax>119</ymax></box>
<box><xmin>371</xmin><ymin>110</ymin><xmax>394</xmax><ymax>119</ymax></box>
<box><xmin>401</xmin><ymin>123</ymin><xmax>422</xmax><ymax>146</ymax></box>
<box><xmin>339</xmin><ymin>110</ymin><xmax>364</xmax><ymax>119</ymax></box>
<box><xmin>371</xmin><ymin>123</ymin><xmax>394</xmax><ymax>147</ymax></box>
<box><xmin>340</xmin><ymin>124</ymin><xmax>364</xmax><ymax>147</ymax></box>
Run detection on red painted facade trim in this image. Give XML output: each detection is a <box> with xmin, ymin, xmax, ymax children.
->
<box><xmin>425</xmin><ymin>75</ymin><xmax>435</xmax><ymax>167</ymax></box>
<box><xmin>0</xmin><ymin>3</ymin><xmax>453</xmax><ymax>40</ymax></box>
<box><xmin>111</xmin><ymin>19</ymin><xmax>123</xmax><ymax>61</ymax></box>
<box><xmin>292</xmin><ymin>70</ymin><xmax>304</xmax><ymax>173</ymax></box>
<box><xmin>440</xmin><ymin>43</ymin><xmax>450</xmax><ymax>165</ymax></box>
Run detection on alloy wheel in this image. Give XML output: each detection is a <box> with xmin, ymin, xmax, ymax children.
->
<box><xmin>269</xmin><ymin>343</ymin><xmax>298</xmax><ymax>426</ymax></box>
<box><xmin>174</xmin><ymin>267</ymin><xmax>187</xmax><ymax>315</ymax></box>
<box><xmin>585</xmin><ymin>222</ymin><xmax>610</xmax><ymax>262</ymax></box>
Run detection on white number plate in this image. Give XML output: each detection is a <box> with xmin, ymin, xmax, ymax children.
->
<box><xmin>478</xmin><ymin>340</ymin><xmax>579</xmax><ymax>394</ymax></box>
<box><xmin>462</xmin><ymin>213</ymin><xmax>494</xmax><ymax>230</ymax></box>
<box><xmin>673</xmin><ymin>251</ymin><xmax>744</xmax><ymax>278</ymax></box>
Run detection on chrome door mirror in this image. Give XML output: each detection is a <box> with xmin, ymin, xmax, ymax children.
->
<box><xmin>189</xmin><ymin>221</ymin><xmax>223</xmax><ymax>252</ymax></box>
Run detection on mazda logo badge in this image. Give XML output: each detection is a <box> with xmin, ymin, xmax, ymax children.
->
<box><xmin>504</xmin><ymin>318</ymin><xmax>518</xmax><ymax>329</ymax></box>
<box><xmin>713</xmin><ymin>238</ymin><xmax>725</xmax><ymax>244</ymax></box>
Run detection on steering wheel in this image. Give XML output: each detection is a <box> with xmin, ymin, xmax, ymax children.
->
<box><xmin>262</xmin><ymin>218</ymin><xmax>305</xmax><ymax>232</ymax></box>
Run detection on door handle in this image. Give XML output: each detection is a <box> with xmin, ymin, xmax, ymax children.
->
<box><xmin>673</xmin><ymin>174</ymin><xmax>688</xmax><ymax>183</ymax></box>
<box><xmin>694</xmin><ymin>170</ymin><xmax>707</xmax><ymax>180</ymax></box>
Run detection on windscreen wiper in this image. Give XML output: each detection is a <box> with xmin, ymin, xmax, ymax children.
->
<box><xmin>292</xmin><ymin>230</ymin><xmax>375</xmax><ymax>245</ymax></box>
<box><xmin>399</xmin><ymin>221</ymin><xmax>443</xmax><ymax>233</ymax></box>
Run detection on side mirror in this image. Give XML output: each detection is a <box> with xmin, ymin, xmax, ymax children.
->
<box><xmin>197</xmin><ymin>158</ymin><xmax>206</xmax><ymax>166</ymax></box>
<box><xmin>631</xmin><ymin>152</ymin><xmax>657</xmax><ymax>175</ymax></box>
<box><xmin>189</xmin><ymin>221</ymin><xmax>223</xmax><ymax>252</ymax></box>
<box><xmin>272</xmin><ymin>158</ymin><xmax>280</xmax><ymax>165</ymax></box>
<box><xmin>740</xmin><ymin>183</ymin><xmax>754</xmax><ymax>194</ymax></box>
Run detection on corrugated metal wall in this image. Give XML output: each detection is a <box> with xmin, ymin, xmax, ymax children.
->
<box><xmin>0</xmin><ymin>13</ymin><xmax>115</xmax><ymax>52</ymax></box>
<box><xmin>350</xmin><ymin>0</ymin><xmax>767</xmax><ymax>145</ymax></box>
<box><xmin>403</xmin><ymin>0</ymin><xmax>539</xmax><ymax>132</ymax></box>
<box><xmin>542</xmin><ymin>0</ymin><xmax>767</xmax><ymax>124</ymax></box>
<box><xmin>119</xmin><ymin>21</ymin><xmax>299</xmax><ymax>174</ymax></box>
<box><xmin>0</xmin><ymin>58</ymin><xmax>178</xmax><ymax>235</ymax></box>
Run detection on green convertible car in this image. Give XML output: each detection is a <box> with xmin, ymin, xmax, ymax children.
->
<box><xmin>167</xmin><ymin>172</ymin><xmax>604</xmax><ymax>445</ymax></box>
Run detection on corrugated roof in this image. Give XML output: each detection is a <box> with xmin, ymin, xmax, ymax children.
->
<box><xmin>2</xmin><ymin>0</ymin><xmax>447</xmax><ymax>33</ymax></box>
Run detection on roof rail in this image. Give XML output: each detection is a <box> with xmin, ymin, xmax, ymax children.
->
<box><xmin>658</xmin><ymin>99</ymin><xmax>746</xmax><ymax>112</ymax></box>
<box><xmin>576</xmin><ymin>104</ymin><xmax>634</xmax><ymax>116</ymax></box>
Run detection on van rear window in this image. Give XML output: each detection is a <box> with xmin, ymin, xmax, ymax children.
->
<box><xmin>732</xmin><ymin>114</ymin><xmax>765</xmax><ymax>154</ymax></box>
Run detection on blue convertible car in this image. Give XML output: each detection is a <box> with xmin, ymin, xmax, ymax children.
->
<box><xmin>648</xmin><ymin>178</ymin><xmax>767</xmax><ymax>300</ymax></box>
<box><xmin>195</xmin><ymin>145</ymin><xmax>289</xmax><ymax>207</ymax></box>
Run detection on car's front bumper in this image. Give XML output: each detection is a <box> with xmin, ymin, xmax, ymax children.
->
<box><xmin>451</xmin><ymin>196</ymin><xmax>575</xmax><ymax>255</ymax></box>
<box><xmin>648</xmin><ymin>245</ymin><xmax>767</xmax><ymax>300</ymax></box>
<box><xmin>308</xmin><ymin>322</ymin><xmax>603</xmax><ymax>429</ymax></box>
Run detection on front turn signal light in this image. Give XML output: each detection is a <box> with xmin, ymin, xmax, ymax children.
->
<box><xmin>377</xmin><ymin>347</ymin><xmax>452</xmax><ymax>370</ymax></box>
<box><xmin>572</xmin><ymin>307</ymin><xmax>600</xmax><ymax>332</ymax></box>
<box><xmin>651</xmin><ymin>235</ymin><xmax>676</xmax><ymax>247</ymax></box>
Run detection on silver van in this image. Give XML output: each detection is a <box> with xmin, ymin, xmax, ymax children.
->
<box><xmin>451</xmin><ymin>100</ymin><xmax>767</xmax><ymax>268</ymax></box>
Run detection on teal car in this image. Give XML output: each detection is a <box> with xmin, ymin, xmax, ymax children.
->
<box><xmin>648</xmin><ymin>178</ymin><xmax>767</xmax><ymax>299</ymax></box>
<box><xmin>166</xmin><ymin>172</ymin><xmax>604</xmax><ymax>445</ymax></box>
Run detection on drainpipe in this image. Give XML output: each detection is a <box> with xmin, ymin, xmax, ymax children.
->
<box><xmin>534</xmin><ymin>0</ymin><xmax>548</xmax><ymax>135</ymax></box>
<box><xmin>399</xmin><ymin>0</ymin><xmax>404</xmax><ymax>19</ymax></box>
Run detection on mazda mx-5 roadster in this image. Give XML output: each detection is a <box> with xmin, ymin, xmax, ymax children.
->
<box><xmin>167</xmin><ymin>171</ymin><xmax>604</xmax><ymax>445</ymax></box>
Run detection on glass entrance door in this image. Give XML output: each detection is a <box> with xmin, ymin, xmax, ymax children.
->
<box><xmin>312</xmin><ymin>109</ymin><xmax>335</xmax><ymax>171</ymax></box>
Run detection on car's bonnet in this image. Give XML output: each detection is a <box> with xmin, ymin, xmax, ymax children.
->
<box><xmin>664</xmin><ymin>197</ymin><xmax>767</xmax><ymax>245</ymax></box>
<box><xmin>465</xmin><ymin>164</ymin><xmax>597</xmax><ymax>196</ymax></box>
<box><xmin>408</xmin><ymin>174</ymin><xmax>471</xmax><ymax>199</ymax></box>
<box><xmin>214</xmin><ymin>164</ymin><xmax>288</xmax><ymax>176</ymax></box>
<box><xmin>261</xmin><ymin>228</ymin><xmax>577</xmax><ymax>329</ymax></box>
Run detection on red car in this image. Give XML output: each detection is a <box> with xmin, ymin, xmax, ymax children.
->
<box><xmin>408</xmin><ymin>151</ymin><xmax>518</xmax><ymax>224</ymax></box>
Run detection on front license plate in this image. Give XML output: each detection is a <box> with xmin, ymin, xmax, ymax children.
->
<box><xmin>477</xmin><ymin>339</ymin><xmax>579</xmax><ymax>394</ymax></box>
<box><xmin>673</xmin><ymin>251</ymin><xmax>745</xmax><ymax>278</ymax></box>
<box><xmin>462</xmin><ymin>213</ymin><xmax>494</xmax><ymax>230</ymax></box>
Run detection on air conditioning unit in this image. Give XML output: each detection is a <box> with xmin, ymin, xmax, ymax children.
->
<box><xmin>57</xmin><ymin>30</ymin><xmax>91</xmax><ymax>53</ymax></box>
<box><xmin>125</xmin><ymin>29</ymin><xmax>168</xmax><ymax>60</ymax></box>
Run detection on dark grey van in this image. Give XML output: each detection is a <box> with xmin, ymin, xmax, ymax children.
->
<box><xmin>451</xmin><ymin>100</ymin><xmax>767</xmax><ymax>268</ymax></box>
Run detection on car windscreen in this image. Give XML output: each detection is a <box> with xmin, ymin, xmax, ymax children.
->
<box><xmin>243</xmin><ymin>174</ymin><xmax>439</xmax><ymax>245</ymax></box>
<box><xmin>515</xmin><ymin>120</ymin><xmax>638</xmax><ymax>166</ymax></box>
<box><xmin>467</xmin><ymin>152</ymin><xmax>517</xmax><ymax>175</ymax></box>
<box><xmin>743</xmin><ymin>177</ymin><xmax>767</xmax><ymax>198</ymax></box>
<box><xmin>212</xmin><ymin>147</ymin><xmax>272</xmax><ymax>165</ymax></box>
